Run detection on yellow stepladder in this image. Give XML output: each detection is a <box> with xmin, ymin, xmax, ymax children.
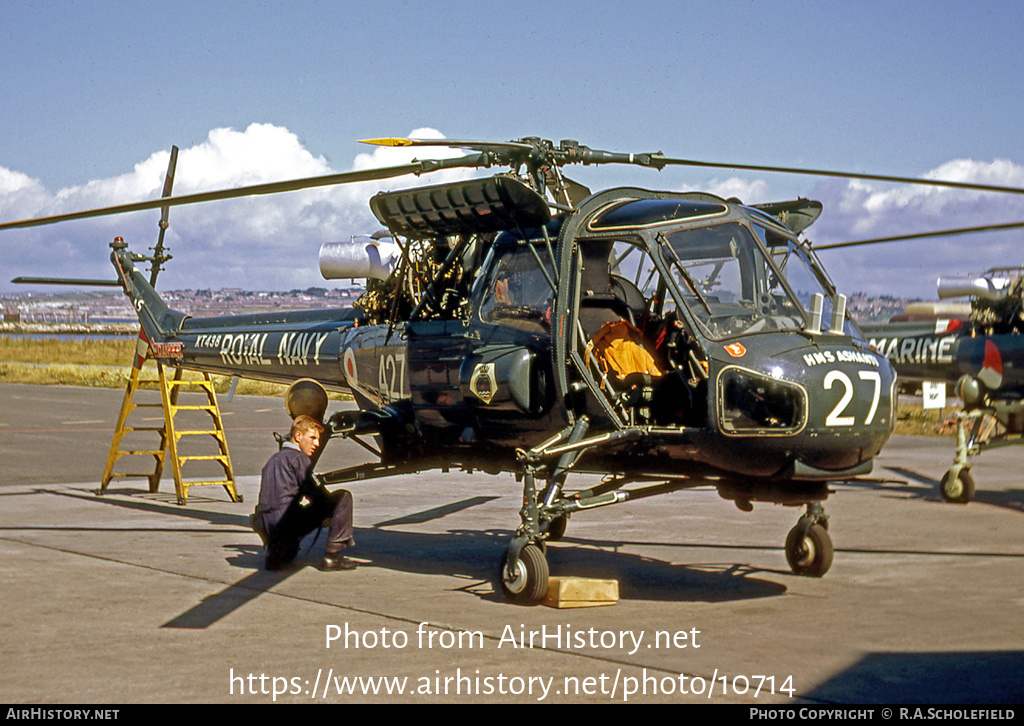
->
<box><xmin>100</xmin><ymin>331</ymin><xmax>242</xmax><ymax>505</ymax></box>
<box><xmin>100</xmin><ymin>332</ymin><xmax>169</xmax><ymax>495</ymax></box>
<box><xmin>98</xmin><ymin>145</ymin><xmax>241</xmax><ymax>504</ymax></box>
<box><xmin>158</xmin><ymin>363</ymin><xmax>241</xmax><ymax>505</ymax></box>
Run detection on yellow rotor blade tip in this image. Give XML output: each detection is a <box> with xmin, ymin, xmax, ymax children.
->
<box><xmin>359</xmin><ymin>138</ymin><xmax>413</xmax><ymax>147</ymax></box>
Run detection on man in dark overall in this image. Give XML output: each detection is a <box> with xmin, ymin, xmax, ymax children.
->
<box><xmin>253</xmin><ymin>414</ymin><xmax>356</xmax><ymax>571</ymax></box>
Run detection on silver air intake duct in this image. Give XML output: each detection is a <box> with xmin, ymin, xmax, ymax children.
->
<box><xmin>937</xmin><ymin>276</ymin><xmax>1011</xmax><ymax>301</ymax></box>
<box><xmin>319</xmin><ymin>234</ymin><xmax>397</xmax><ymax>281</ymax></box>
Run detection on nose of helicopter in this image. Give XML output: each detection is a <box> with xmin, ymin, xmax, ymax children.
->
<box><xmin>711</xmin><ymin>340</ymin><xmax>896</xmax><ymax>476</ymax></box>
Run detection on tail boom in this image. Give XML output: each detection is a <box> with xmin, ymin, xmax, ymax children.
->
<box><xmin>110</xmin><ymin>241</ymin><xmax>359</xmax><ymax>390</ymax></box>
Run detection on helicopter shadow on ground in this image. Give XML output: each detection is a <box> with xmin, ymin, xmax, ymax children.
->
<box><xmin>205</xmin><ymin>511</ymin><xmax>789</xmax><ymax>626</ymax></box>
<box><xmin>802</xmin><ymin>650</ymin><xmax>1024</xmax><ymax>704</ymax></box>
<box><xmin>334</xmin><ymin>527</ymin><xmax>782</xmax><ymax>603</ymax></box>
<box><xmin>844</xmin><ymin>466</ymin><xmax>1024</xmax><ymax>515</ymax></box>
<box><xmin>40</xmin><ymin>487</ymin><xmax>785</xmax><ymax>627</ymax></box>
<box><xmin>542</xmin><ymin>534</ymin><xmax>793</xmax><ymax>603</ymax></box>
<box><xmin>217</xmin><ymin>513</ymin><xmax>787</xmax><ymax>611</ymax></box>
<box><xmin>176</xmin><ymin>529</ymin><xmax>789</xmax><ymax>628</ymax></box>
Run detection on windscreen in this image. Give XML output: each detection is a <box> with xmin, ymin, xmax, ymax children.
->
<box><xmin>657</xmin><ymin>222</ymin><xmax>805</xmax><ymax>340</ymax></box>
<box><xmin>755</xmin><ymin>224</ymin><xmax>861</xmax><ymax>339</ymax></box>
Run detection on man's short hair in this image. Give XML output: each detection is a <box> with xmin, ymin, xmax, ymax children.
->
<box><xmin>289</xmin><ymin>414</ymin><xmax>324</xmax><ymax>441</ymax></box>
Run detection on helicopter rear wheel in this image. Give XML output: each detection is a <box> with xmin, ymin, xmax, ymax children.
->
<box><xmin>785</xmin><ymin>523</ymin><xmax>833</xmax><ymax>577</ymax></box>
<box><xmin>940</xmin><ymin>467</ymin><xmax>975</xmax><ymax>504</ymax></box>
<box><xmin>499</xmin><ymin>543</ymin><xmax>549</xmax><ymax>604</ymax></box>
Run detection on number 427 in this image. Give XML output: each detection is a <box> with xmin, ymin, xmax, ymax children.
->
<box><xmin>823</xmin><ymin>370</ymin><xmax>881</xmax><ymax>427</ymax></box>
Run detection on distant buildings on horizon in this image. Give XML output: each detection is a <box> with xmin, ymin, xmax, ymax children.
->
<box><xmin>3</xmin><ymin>287</ymin><xmax>916</xmax><ymax>326</ymax></box>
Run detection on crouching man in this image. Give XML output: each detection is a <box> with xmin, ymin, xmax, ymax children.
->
<box><xmin>252</xmin><ymin>414</ymin><xmax>356</xmax><ymax>571</ymax></box>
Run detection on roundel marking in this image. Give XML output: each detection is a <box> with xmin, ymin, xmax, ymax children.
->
<box><xmin>343</xmin><ymin>348</ymin><xmax>358</xmax><ymax>386</ymax></box>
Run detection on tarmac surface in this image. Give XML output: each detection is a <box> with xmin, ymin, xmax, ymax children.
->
<box><xmin>1</xmin><ymin>382</ymin><xmax>1022</xmax><ymax>704</ymax></box>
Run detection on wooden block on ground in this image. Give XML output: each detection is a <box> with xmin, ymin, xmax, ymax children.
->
<box><xmin>543</xmin><ymin>577</ymin><xmax>619</xmax><ymax>608</ymax></box>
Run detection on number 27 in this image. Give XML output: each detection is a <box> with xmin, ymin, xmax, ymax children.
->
<box><xmin>824</xmin><ymin>370</ymin><xmax>880</xmax><ymax>426</ymax></box>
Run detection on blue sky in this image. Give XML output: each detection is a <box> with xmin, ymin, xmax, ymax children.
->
<box><xmin>2</xmin><ymin>0</ymin><xmax>1023</xmax><ymax>298</ymax></box>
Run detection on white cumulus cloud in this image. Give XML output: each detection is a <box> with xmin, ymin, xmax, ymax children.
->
<box><xmin>3</xmin><ymin>134</ymin><xmax>1022</xmax><ymax>302</ymax></box>
<box><xmin>1</xmin><ymin>124</ymin><xmax>479</xmax><ymax>291</ymax></box>
<box><xmin>703</xmin><ymin>176</ymin><xmax>770</xmax><ymax>204</ymax></box>
<box><xmin>808</xmin><ymin>158</ymin><xmax>1024</xmax><ymax>299</ymax></box>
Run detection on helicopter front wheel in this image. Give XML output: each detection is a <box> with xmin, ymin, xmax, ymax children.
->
<box><xmin>785</xmin><ymin>523</ymin><xmax>833</xmax><ymax>577</ymax></box>
<box><xmin>940</xmin><ymin>466</ymin><xmax>975</xmax><ymax>504</ymax></box>
<box><xmin>499</xmin><ymin>543</ymin><xmax>549</xmax><ymax>604</ymax></box>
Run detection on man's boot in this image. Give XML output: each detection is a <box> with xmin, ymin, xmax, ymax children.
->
<box><xmin>320</xmin><ymin>548</ymin><xmax>357</xmax><ymax>571</ymax></box>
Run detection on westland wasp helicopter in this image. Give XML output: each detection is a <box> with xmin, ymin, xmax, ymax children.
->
<box><xmin>8</xmin><ymin>135</ymin><xmax>1017</xmax><ymax>604</ymax></box>
<box><xmin>852</xmin><ymin>263</ymin><xmax>1024</xmax><ymax>504</ymax></box>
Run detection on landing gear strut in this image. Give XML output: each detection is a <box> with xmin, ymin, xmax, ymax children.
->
<box><xmin>941</xmin><ymin>412</ymin><xmax>979</xmax><ymax>503</ymax></box>
<box><xmin>498</xmin><ymin>419</ymin><xmax>842</xmax><ymax>601</ymax></box>
<box><xmin>499</xmin><ymin>418</ymin><xmax>593</xmax><ymax>604</ymax></box>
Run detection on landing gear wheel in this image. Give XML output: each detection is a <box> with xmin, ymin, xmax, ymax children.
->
<box><xmin>941</xmin><ymin>467</ymin><xmax>975</xmax><ymax>504</ymax></box>
<box><xmin>785</xmin><ymin>523</ymin><xmax>833</xmax><ymax>577</ymax></box>
<box><xmin>499</xmin><ymin>543</ymin><xmax>549</xmax><ymax>604</ymax></box>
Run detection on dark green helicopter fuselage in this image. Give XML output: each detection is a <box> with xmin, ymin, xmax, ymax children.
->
<box><xmin>112</xmin><ymin>184</ymin><xmax>895</xmax><ymax>502</ymax></box>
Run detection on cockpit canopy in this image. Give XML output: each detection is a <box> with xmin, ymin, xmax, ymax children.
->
<box><xmin>577</xmin><ymin>194</ymin><xmax>845</xmax><ymax>343</ymax></box>
<box><xmin>469</xmin><ymin>190</ymin><xmax>852</xmax><ymax>345</ymax></box>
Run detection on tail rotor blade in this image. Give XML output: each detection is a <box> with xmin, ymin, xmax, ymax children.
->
<box><xmin>150</xmin><ymin>145</ymin><xmax>179</xmax><ymax>286</ymax></box>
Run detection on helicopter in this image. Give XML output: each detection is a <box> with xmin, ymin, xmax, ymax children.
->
<box><xmin>851</xmin><ymin>265</ymin><xmax>1024</xmax><ymax>504</ymax></box>
<box><xmin>8</xmin><ymin>135</ymin><xmax>1018</xmax><ymax>604</ymax></box>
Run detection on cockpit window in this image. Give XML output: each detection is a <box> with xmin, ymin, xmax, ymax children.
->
<box><xmin>657</xmin><ymin>222</ymin><xmax>804</xmax><ymax>340</ymax></box>
<box><xmin>478</xmin><ymin>245</ymin><xmax>555</xmax><ymax>333</ymax></box>
<box><xmin>754</xmin><ymin>224</ymin><xmax>862</xmax><ymax>339</ymax></box>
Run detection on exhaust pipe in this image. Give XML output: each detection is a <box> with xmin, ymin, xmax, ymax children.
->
<box><xmin>937</xmin><ymin>276</ymin><xmax>1011</xmax><ymax>301</ymax></box>
<box><xmin>319</xmin><ymin>234</ymin><xmax>398</xmax><ymax>281</ymax></box>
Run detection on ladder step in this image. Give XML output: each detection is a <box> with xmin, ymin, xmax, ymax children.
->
<box><xmin>102</xmin><ymin>362</ymin><xmax>236</xmax><ymax>504</ymax></box>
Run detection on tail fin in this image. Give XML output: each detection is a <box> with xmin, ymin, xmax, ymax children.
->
<box><xmin>110</xmin><ymin>239</ymin><xmax>188</xmax><ymax>341</ymax></box>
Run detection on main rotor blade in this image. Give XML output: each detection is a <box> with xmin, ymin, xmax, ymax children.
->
<box><xmin>655</xmin><ymin>156</ymin><xmax>1024</xmax><ymax>196</ymax></box>
<box><xmin>360</xmin><ymin>137</ymin><xmax>533</xmax><ymax>153</ymax></box>
<box><xmin>0</xmin><ymin>153</ymin><xmax>486</xmax><ymax>231</ymax></box>
<box><xmin>814</xmin><ymin>220</ymin><xmax>1024</xmax><ymax>250</ymax></box>
<box><xmin>11</xmin><ymin>276</ymin><xmax>120</xmax><ymax>287</ymax></box>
